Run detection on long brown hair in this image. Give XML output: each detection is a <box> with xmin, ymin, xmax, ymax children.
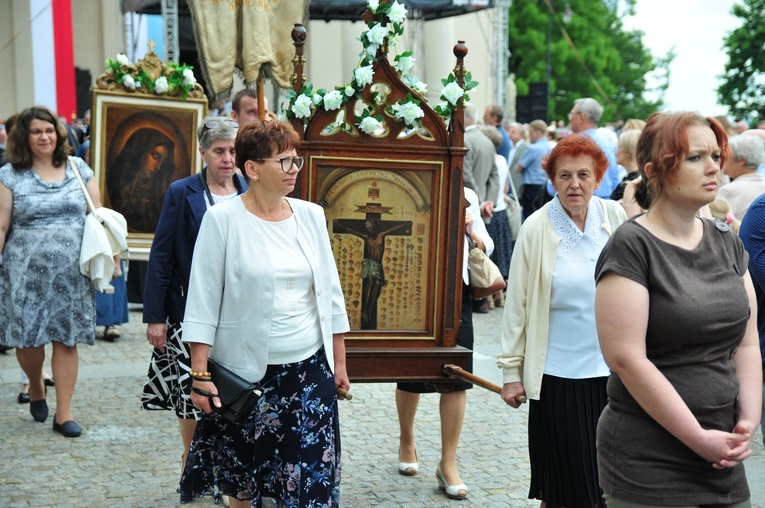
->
<box><xmin>6</xmin><ymin>106</ymin><xmax>69</xmax><ymax>169</ymax></box>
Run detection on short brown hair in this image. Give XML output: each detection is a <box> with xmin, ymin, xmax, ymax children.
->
<box><xmin>6</xmin><ymin>106</ymin><xmax>69</xmax><ymax>169</ymax></box>
<box><xmin>529</xmin><ymin>119</ymin><xmax>547</xmax><ymax>134</ymax></box>
<box><xmin>485</xmin><ymin>104</ymin><xmax>504</xmax><ymax>122</ymax></box>
<box><xmin>235</xmin><ymin>120</ymin><xmax>301</xmax><ymax>180</ymax></box>
<box><xmin>231</xmin><ymin>89</ymin><xmax>258</xmax><ymax>114</ymax></box>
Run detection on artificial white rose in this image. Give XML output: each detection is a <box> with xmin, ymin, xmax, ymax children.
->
<box><xmin>313</xmin><ymin>94</ymin><xmax>323</xmax><ymax>106</ymax></box>
<box><xmin>366</xmin><ymin>43</ymin><xmax>379</xmax><ymax>60</ymax></box>
<box><xmin>122</xmin><ymin>74</ymin><xmax>136</xmax><ymax>91</ymax></box>
<box><xmin>354</xmin><ymin>65</ymin><xmax>374</xmax><ymax>88</ymax></box>
<box><xmin>394</xmin><ymin>102</ymin><xmax>425</xmax><ymax>126</ymax></box>
<box><xmin>395</xmin><ymin>55</ymin><xmax>415</xmax><ymax>74</ymax></box>
<box><xmin>441</xmin><ymin>82</ymin><xmax>464</xmax><ymax>105</ymax></box>
<box><xmin>388</xmin><ymin>1</ymin><xmax>407</xmax><ymax>24</ymax></box>
<box><xmin>368</xmin><ymin>0</ymin><xmax>379</xmax><ymax>13</ymax></box>
<box><xmin>411</xmin><ymin>81</ymin><xmax>427</xmax><ymax>94</ymax></box>
<box><xmin>155</xmin><ymin>76</ymin><xmax>169</xmax><ymax>94</ymax></box>
<box><xmin>366</xmin><ymin>23</ymin><xmax>388</xmax><ymax>46</ymax></box>
<box><xmin>292</xmin><ymin>94</ymin><xmax>313</xmax><ymax>119</ymax></box>
<box><xmin>345</xmin><ymin>85</ymin><xmax>356</xmax><ymax>97</ymax></box>
<box><xmin>182</xmin><ymin>68</ymin><xmax>196</xmax><ymax>86</ymax></box>
<box><xmin>324</xmin><ymin>90</ymin><xmax>344</xmax><ymax>110</ymax></box>
<box><xmin>116</xmin><ymin>53</ymin><xmax>130</xmax><ymax>66</ymax></box>
<box><xmin>359</xmin><ymin>116</ymin><xmax>382</xmax><ymax>135</ymax></box>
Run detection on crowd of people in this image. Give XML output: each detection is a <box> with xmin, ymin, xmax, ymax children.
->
<box><xmin>1</xmin><ymin>87</ymin><xmax>763</xmax><ymax>507</ymax></box>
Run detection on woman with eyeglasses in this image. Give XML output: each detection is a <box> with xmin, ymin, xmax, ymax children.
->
<box><xmin>179</xmin><ymin>120</ymin><xmax>350</xmax><ymax>508</ymax></box>
<box><xmin>0</xmin><ymin>106</ymin><xmax>103</xmax><ymax>437</ymax></box>
<box><xmin>141</xmin><ymin>116</ymin><xmax>246</xmax><ymax>486</ymax></box>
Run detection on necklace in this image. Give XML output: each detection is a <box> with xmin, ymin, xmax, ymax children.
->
<box><xmin>245</xmin><ymin>193</ymin><xmax>286</xmax><ymax>221</ymax></box>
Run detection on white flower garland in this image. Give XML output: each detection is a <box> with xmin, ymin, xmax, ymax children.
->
<box><xmin>282</xmin><ymin>0</ymin><xmax>477</xmax><ymax>133</ymax></box>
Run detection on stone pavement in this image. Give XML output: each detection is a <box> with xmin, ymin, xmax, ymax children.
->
<box><xmin>0</xmin><ymin>305</ymin><xmax>763</xmax><ymax>507</ymax></box>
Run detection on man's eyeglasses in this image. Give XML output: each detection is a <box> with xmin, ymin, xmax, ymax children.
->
<box><xmin>204</xmin><ymin>118</ymin><xmax>239</xmax><ymax>130</ymax></box>
<box><xmin>258</xmin><ymin>156</ymin><xmax>305</xmax><ymax>172</ymax></box>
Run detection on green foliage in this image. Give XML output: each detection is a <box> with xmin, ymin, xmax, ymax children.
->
<box><xmin>507</xmin><ymin>0</ymin><xmax>669</xmax><ymax>123</ymax></box>
<box><xmin>717</xmin><ymin>0</ymin><xmax>765</xmax><ymax>121</ymax></box>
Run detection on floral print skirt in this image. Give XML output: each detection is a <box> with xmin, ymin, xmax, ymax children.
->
<box><xmin>179</xmin><ymin>347</ymin><xmax>341</xmax><ymax>507</ymax></box>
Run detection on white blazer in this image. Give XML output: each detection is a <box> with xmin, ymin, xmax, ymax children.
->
<box><xmin>182</xmin><ymin>197</ymin><xmax>350</xmax><ymax>383</ymax></box>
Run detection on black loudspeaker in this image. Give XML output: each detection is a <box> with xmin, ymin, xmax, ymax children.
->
<box><xmin>516</xmin><ymin>95</ymin><xmax>532</xmax><ymax>124</ymax></box>
<box><xmin>529</xmin><ymin>82</ymin><xmax>548</xmax><ymax>99</ymax></box>
<box><xmin>75</xmin><ymin>67</ymin><xmax>92</xmax><ymax>118</ymax></box>
<box><xmin>528</xmin><ymin>82</ymin><xmax>549</xmax><ymax>123</ymax></box>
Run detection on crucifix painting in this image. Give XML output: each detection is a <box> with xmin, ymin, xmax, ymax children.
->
<box><xmin>333</xmin><ymin>203</ymin><xmax>412</xmax><ymax>329</ymax></box>
<box><xmin>318</xmin><ymin>166</ymin><xmax>434</xmax><ymax>332</ymax></box>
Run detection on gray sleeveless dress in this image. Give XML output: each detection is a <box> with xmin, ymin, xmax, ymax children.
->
<box><xmin>0</xmin><ymin>158</ymin><xmax>96</xmax><ymax>348</ymax></box>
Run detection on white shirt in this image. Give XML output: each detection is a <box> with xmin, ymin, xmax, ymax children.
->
<box><xmin>463</xmin><ymin>187</ymin><xmax>494</xmax><ymax>284</ymax></box>
<box><xmin>717</xmin><ymin>172</ymin><xmax>765</xmax><ymax>220</ymax></box>
<box><xmin>544</xmin><ymin>196</ymin><xmax>610</xmax><ymax>379</ymax></box>
<box><xmin>493</xmin><ymin>154</ymin><xmax>509</xmax><ymax>212</ymax></box>
<box><xmin>251</xmin><ymin>214</ymin><xmax>323</xmax><ymax>364</ymax></box>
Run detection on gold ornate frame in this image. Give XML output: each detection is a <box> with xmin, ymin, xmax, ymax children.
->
<box><xmin>90</xmin><ymin>91</ymin><xmax>206</xmax><ymax>259</ymax></box>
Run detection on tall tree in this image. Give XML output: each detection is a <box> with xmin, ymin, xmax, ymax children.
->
<box><xmin>718</xmin><ymin>0</ymin><xmax>765</xmax><ymax>122</ymax></box>
<box><xmin>508</xmin><ymin>0</ymin><xmax>670</xmax><ymax>123</ymax></box>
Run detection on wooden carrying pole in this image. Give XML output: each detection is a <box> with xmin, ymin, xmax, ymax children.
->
<box><xmin>443</xmin><ymin>364</ymin><xmax>527</xmax><ymax>403</ymax></box>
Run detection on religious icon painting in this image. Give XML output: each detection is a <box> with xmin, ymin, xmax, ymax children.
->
<box><xmin>307</xmin><ymin>157</ymin><xmax>444</xmax><ymax>334</ymax></box>
<box><xmin>91</xmin><ymin>90</ymin><xmax>206</xmax><ymax>258</ymax></box>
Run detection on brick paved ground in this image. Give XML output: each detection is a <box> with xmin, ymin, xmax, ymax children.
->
<box><xmin>0</xmin><ymin>306</ymin><xmax>762</xmax><ymax>507</ymax></box>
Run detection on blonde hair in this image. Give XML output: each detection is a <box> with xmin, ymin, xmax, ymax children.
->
<box><xmin>708</xmin><ymin>197</ymin><xmax>740</xmax><ymax>234</ymax></box>
<box><xmin>617</xmin><ymin>129</ymin><xmax>641</xmax><ymax>165</ymax></box>
<box><xmin>623</xmin><ymin>118</ymin><xmax>646</xmax><ymax>132</ymax></box>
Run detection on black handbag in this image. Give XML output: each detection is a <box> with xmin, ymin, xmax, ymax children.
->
<box><xmin>206</xmin><ymin>359</ymin><xmax>262</xmax><ymax>424</ymax></box>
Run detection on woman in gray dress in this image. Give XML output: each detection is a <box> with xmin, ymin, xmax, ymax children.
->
<box><xmin>0</xmin><ymin>106</ymin><xmax>103</xmax><ymax>438</ymax></box>
<box><xmin>595</xmin><ymin>112</ymin><xmax>761</xmax><ymax>507</ymax></box>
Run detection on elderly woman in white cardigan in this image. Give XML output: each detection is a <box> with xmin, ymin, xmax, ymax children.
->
<box><xmin>179</xmin><ymin>121</ymin><xmax>349</xmax><ymax>508</ymax></box>
<box><xmin>497</xmin><ymin>134</ymin><xmax>627</xmax><ymax>508</ymax></box>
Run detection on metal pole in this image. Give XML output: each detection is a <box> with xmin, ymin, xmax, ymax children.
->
<box><xmin>546</xmin><ymin>10</ymin><xmax>552</xmax><ymax>123</ymax></box>
<box><xmin>161</xmin><ymin>0</ymin><xmax>179</xmax><ymax>63</ymax></box>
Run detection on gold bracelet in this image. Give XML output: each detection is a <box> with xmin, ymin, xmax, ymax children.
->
<box><xmin>189</xmin><ymin>370</ymin><xmax>211</xmax><ymax>378</ymax></box>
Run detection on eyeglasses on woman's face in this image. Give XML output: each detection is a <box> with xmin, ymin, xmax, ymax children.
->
<box><xmin>258</xmin><ymin>156</ymin><xmax>305</xmax><ymax>172</ymax></box>
<box><xmin>29</xmin><ymin>128</ymin><xmax>57</xmax><ymax>137</ymax></box>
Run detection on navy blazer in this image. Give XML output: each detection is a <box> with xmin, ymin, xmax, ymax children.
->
<box><xmin>142</xmin><ymin>172</ymin><xmax>247</xmax><ymax>324</ymax></box>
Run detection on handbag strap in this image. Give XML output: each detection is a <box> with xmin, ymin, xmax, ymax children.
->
<box><xmin>68</xmin><ymin>156</ymin><xmax>99</xmax><ymax>219</ymax></box>
<box><xmin>506</xmin><ymin>170</ymin><xmax>520</xmax><ymax>200</ymax></box>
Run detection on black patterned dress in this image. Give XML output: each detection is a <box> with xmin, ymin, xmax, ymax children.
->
<box><xmin>0</xmin><ymin>160</ymin><xmax>96</xmax><ymax>348</ymax></box>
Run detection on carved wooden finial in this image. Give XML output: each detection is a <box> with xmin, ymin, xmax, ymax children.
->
<box><xmin>147</xmin><ymin>39</ymin><xmax>156</xmax><ymax>54</ymax></box>
<box><xmin>291</xmin><ymin>23</ymin><xmax>306</xmax><ymax>44</ymax></box>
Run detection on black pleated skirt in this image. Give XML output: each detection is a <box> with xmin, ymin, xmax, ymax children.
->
<box><xmin>528</xmin><ymin>374</ymin><xmax>608</xmax><ymax>508</ymax></box>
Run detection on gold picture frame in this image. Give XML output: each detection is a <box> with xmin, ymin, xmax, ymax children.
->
<box><xmin>90</xmin><ymin>90</ymin><xmax>207</xmax><ymax>259</ymax></box>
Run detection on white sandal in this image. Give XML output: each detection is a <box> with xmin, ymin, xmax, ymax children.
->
<box><xmin>398</xmin><ymin>448</ymin><xmax>419</xmax><ymax>476</ymax></box>
<box><xmin>436</xmin><ymin>466</ymin><xmax>468</xmax><ymax>500</ymax></box>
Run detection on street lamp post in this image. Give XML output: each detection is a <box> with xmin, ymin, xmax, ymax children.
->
<box><xmin>545</xmin><ymin>2</ymin><xmax>572</xmax><ymax>123</ymax></box>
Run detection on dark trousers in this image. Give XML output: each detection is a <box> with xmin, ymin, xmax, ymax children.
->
<box><xmin>521</xmin><ymin>184</ymin><xmax>543</xmax><ymax>222</ymax></box>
